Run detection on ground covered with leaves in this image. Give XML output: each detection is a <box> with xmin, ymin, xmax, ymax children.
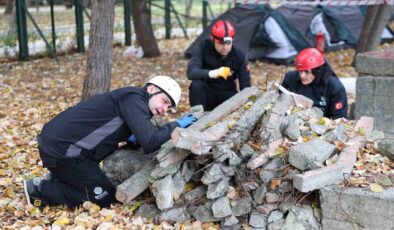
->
<box><xmin>0</xmin><ymin>37</ymin><xmax>393</xmax><ymax>229</ymax></box>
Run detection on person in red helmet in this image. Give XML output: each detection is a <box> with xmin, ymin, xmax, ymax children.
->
<box><xmin>187</xmin><ymin>19</ymin><xmax>251</xmax><ymax>111</ymax></box>
<box><xmin>282</xmin><ymin>48</ymin><xmax>348</xmax><ymax>119</ymax></box>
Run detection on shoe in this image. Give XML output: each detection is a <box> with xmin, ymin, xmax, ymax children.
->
<box><xmin>23</xmin><ymin>177</ymin><xmax>44</xmax><ymax>209</ymax></box>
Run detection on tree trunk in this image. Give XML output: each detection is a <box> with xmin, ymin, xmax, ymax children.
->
<box><xmin>4</xmin><ymin>0</ymin><xmax>14</xmax><ymax>15</ymax></box>
<box><xmin>364</xmin><ymin>5</ymin><xmax>391</xmax><ymax>51</ymax></box>
<box><xmin>81</xmin><ymin>0</ymin><xmax>115</xmax><ymax>101</ymax></box>
<box><xmin>130</xmin><ymin>0</ymin><xmax>160</xmax><ymax>57</ymax></box>
<box><xmin>354</xmin><ymin>5</ymin><xmax>392</xmax><ymax>65</ymax></box>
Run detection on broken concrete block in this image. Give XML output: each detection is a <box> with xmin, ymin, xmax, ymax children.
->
<box><xmin>310</xmin><ymin>122</ymin><xmax>328</xmax><ymax>136</ymax></box>
<box><xmin>220</xmin><ymin>165</ymin><xmax>235</xmax><ymax>177</ymax></box>
<box><xmin>324</xmin><ymin>123</ymin><xmax>347</xmax><ymax>142</ymax></box>
<box><xmin>240</xmin><ymin>143</ymin><xmax>256</xmax><ymax>158</ymax></box>
<box><xmin>223</xmin><ymin>215</ymin><xmax>239</xmax><ymax>226</ymax></box>
<box><xmin>282</xmin><ymin>205</ymin><xmax>321</xmax><ymax>230</ymax></box>
<box><xmin>268</xmin><ymin>210</ymin><xmax>284</xmax><ymax>223</ymax></box>
<box><xmin>207</xmin><ymin>178</ymin><xmax>230</xmax><ymax>199</ymax></box>
<box><xmin>267</xmin><ymin>219</ymin><xmax>285</xmax><ymax>230</ymax></box>
<box><xmin>201</xmin><ymin>163</ymin><xmax>225</xmax><ymax>185</ymax></box>
<box><xmin>182</xmin><ymin>186</ymin><xmax>206</xmax><ymax>203</ymax></box>
<box><xmin>190</xmin><ymin>204</ymin><xmax>221</xmax><ymax>222</ymax></box>
<box><xmin>255</xmin><ymin>204</ymin><xmax>278</xmax><ymax>215</ymax></box>
<box><xmin>249</xmin><ymin>210</ymin><xmax>267</xmax><ymax>228</ymax></box>
<box><xmin>135</xmin><ymin>204</ymin><xmax>159</xmax><ymax>219</ymax></box>
<box><xmin>281</xmin><ymin>116</ymin><xmax>301</xmax><ymax>141</ymax></box>
<box><xmin>266</xmin><ymin>192</ymin><xmax>280</xmax><ymax>204</ymax></box>
<box><xmin>288</xmin><ymin>139</ymin><xmax>335</xmax><ymax>170</ymax></box>
<box><xmin>253</xmin><ymin>185</ymin><xmax>268</xmax><ymax>205</ymax></box>
<box><xmin>378</xmin><ymin>139</ymin><xmax>394</xmax><ymax>160</ymax></box>
<box><xmin>212</xmin><ymin>197</ymin><xmax>232</xmax><ymax>218</ymax></box>
<box><xmin>231</xmin><ymin>196</ymin><xmax>253</xmax><ymax>217</ymax></box>
<box><xmin>156</xmin><ymin>206</ymin><xmax>191</xmax><ymax>223</ymax></box>
<box><xmin>259</xmin><ymin>158</ymin><xmax>285</xmax><ymax>183</ymax></box>
<box><xmin>292</xmin><ymin>107</ymin><xmax>324</xmax><ymax>121</ymax></box>
<box><xmin>151</xmin><ymin>175</ymin><xmax>173</xmax><ymax>210</ymax></box>
<box><xmin>172</xmin><ymin>170</ymin><xmax>186</xmax><ymax>201</ymax></box>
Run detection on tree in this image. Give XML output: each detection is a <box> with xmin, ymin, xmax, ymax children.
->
<box><xmin>354</xmin><ymin>5</ymin><xmax>392</xmax><ymax>57</ymax></box>
<box><xmin>4</xmin><ymin>0</ymin><xmax>14</xmax><ymax>15</ymax></box>
<box><xmin>130</xmin><ymin>0</ymin><xmax>160</xmax><ymax>57</ymax></box>
<box><xmin>81</xmin><ymin>0</ymin><xmax>115</xmax><ymax>101</ymax></box>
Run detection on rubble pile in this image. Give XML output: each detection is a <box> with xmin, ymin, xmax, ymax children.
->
<box><xmin>102</xmin><ymin>86</ymin><xmax>384</xmax><ymax>228</ymax></box>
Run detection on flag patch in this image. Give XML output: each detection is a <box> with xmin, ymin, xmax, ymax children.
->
<box><xmin>335</xmin><ymin>102</ymin><xmax>343</xmax><ymax>110</ymax></box>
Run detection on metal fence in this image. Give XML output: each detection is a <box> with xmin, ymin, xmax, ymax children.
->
<box><xmin>0</xmin><ymin>0</ymin><xmax>233</xmax><ymax>61</ymax></box>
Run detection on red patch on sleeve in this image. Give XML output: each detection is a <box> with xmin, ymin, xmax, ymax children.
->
<box><xmin>335</xmin><ymin>102</ymin><xmax>343</xmax><ymax>110</ymax></box>
<box><xmin>246</xmin><ymin>63</ymin><xmax>250</xmax><ymax>71</ymax></box>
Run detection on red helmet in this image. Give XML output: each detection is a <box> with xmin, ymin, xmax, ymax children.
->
<box><xmin>295</xmin><ymin>48</ymin><xmax>325</xmax><ymax>71</ymax></box>
<box><xmin>211</xmin><ymin>20</ymin><xmax>235</xmax><ymax>44</ymax></box>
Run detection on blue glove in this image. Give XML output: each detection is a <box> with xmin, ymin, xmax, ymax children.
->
<box><xmin>176</xmin><ymin>114</ymin><xmax>197</xmax><ymax>128</ymax></box>
<box><xmin>128</xmin><ymin>135</ymin><xmax>137</xmax><ymax>145</ymax></box>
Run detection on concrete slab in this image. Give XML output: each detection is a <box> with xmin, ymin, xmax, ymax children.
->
<box><xmin>320</xmin><ymin>185</ymin><xmax>394</xmax><ymax>230</ymax></box>
<box><xmin>355</xmin><ymin>48</ymin><xmax>394</xmax><ymax>76</ymax></box>
<box><xmin>354</xmin><ymin>77</ymin><xmax>394</xmax><ymax>137</ymax></box>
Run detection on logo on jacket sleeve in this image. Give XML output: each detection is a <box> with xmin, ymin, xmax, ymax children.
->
<box><xmin>335</xmin><ymin>101</ymin><xmax>343</xmax><ymax>110</ymax></box>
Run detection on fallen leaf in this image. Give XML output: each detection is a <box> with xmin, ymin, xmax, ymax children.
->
<box><xmin>270</xmin><ymin>179</ymin><xmax>281</xmax><ymax>190</ymax></box>
<box><xmin>370</xmin><ymin>183</ymin><xmax>383</xmax><ymax>192</ymax></box>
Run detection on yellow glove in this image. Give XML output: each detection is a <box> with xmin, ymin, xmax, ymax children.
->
<box><xmin>208</xmin><ymin>67</ymin><xmax>232</xmax><ymax>80</ymax></box>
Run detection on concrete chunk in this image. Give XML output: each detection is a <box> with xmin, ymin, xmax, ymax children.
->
<box><xmin>212</xmin><ymin>197</ymin><xmax>232</xmax><ymax>218</ymax></box>
<box><xmin>249</xmin><ymin>210</ymin><xmax>267</xmax><ymax>228</ymax></box>
<box><xmin>201</xmin><ymin>163</ymin><xmax>225</xmax><ymax>185</ymax></box>
<box><xmin>288</xmin><ymin>139</ymin><xmax>335</xmax><ymax>170</ymax></box>
<box><xmin>151</xmin><ymin>175</ymin><xmax>173</xmax><ymax>210</ymax></box>
<box><xmin>156</xmin><ymin>206</ymin><xmax>191</xmax><ymax>223</ymax></box>
<box><xmin>207</xmin><ymin>178</ymin><xmax>230</xmax><ymax>199</ymax></box>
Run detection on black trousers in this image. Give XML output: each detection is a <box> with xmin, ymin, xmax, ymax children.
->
<box><xmin>189</xmin><ymin>80</ymin><xmax>237</xmax><ymax>111</ymax></box>
<box><xmin>39</xmin><ymin>148</ymin><xmax>116</xmax><ymax>208</ymax></box>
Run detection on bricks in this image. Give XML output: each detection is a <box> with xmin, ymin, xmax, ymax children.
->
<box><xmin>293</xmin><ymin>117</ymin><xmax>374</xmax><ymax>192</ymax></box>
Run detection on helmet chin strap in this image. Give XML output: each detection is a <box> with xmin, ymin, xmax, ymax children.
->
<box><xmin>148</xmin><ymin>90</ymin><xmax>162</xmax><ymax>99</ymax></box>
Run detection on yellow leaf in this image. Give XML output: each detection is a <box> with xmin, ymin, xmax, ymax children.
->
<box><xmin>370</xmin><ymin>183</ymin><xmax>383</xmax><ymax>192</ymax></box>
<box><xmin>244</xmin><ymin>101</ymin><xmax>253</xmax><ymax>110</ymax></box>
<box><xmin>303</xmin><ymin>136</ymin><xmax>312</xmax><ymax>142</ymax></box>
<box><xmin>129</xmin><ymin>201</ymin><xmax>142</xmax><ymax>213</ymax></box>
<box><xmin>318</xmin><ymin>117</ymin><xmax>328</xmax><ymax>125</ymax></box>
<box><xmin>228</xmin><ymin>119</ymin><xmax>236</xmax><ymax>129</ymax></box>
<box><xmin>357</xmin><ymin>127</ymin><xmax>366</xmax><ymax>136</ymax></box>
<box><xmin>53</xmin><ymin>217</ymin><xmax>70</xmax><ymax>226</ymax></box>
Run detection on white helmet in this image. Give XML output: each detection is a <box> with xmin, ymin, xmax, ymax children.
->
<box><xmin>147</xmin><ymin>76</ymin><xmax>182</xmax><ymax>107</ymax></box>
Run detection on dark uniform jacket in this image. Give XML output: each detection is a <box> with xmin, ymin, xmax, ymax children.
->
<box><xmin>187</xmin><ymin>39</ymin><xmax>251</xmax><ymax>91</ymax></box>
<box><xmin>38</xmin><ymin>87</ymin><xmax>179</xmax><ymax>163</ymax></box>
<box><xmin>282</xmin><ymin>71</ymin><xmax>348</xmax><ymax>119</ymax></box>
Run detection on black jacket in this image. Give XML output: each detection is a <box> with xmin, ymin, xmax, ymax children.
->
<box><xmin>187</xmin><ymin>39</ymin><xmax>251</xmax><ymax>91</ymax></box>
<box><xmin>38</xmin><ymin>87</ymin><xmax>179</xmax><ymax>162</ymax></box>
<box><xmin>282</xmin><ymin>71</ymin><xmax>348</xmax><ymax>119</ymax></box>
